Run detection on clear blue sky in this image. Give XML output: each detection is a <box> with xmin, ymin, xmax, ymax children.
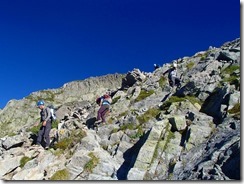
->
<box><xmin>0</xmin><ymin>0</ymin><xmax>240</xmax><ymax>109</ymax></box>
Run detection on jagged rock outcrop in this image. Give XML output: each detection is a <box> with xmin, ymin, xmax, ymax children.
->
<box><xmin>0</xmin><ymin>38</ymin><xmax>240</xmax><ymax>181</ymax></box>
<box><xmin>0</xmin><ymin>74</ymin><xmax>125</xmax><ymax>137</ymax></box>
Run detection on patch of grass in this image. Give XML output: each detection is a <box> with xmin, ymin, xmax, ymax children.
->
<box><xmin>137</xmin><ymin>108</ymin><xmax>161</xmax><ymax>124</ymax></box>
<box><xmin>228</xmin><ymin>103</ymin><xmax>240</xmax><ymax>114</ymax></box>
<box><xmin>20</xmin><ymin>156</ymin><xmax>32</xmax><ymax>168</ymax></box>
<box><xmin>117</xmin><ymin>111</ymin><xmax>128</xmax><ymax>119</ymax></box>
<box><xmin>160</xmin><ymin>96</ymin><xmax>184</xmax><ymax>111</ymax></box>
<box><xmin>27</xmin><ymin>123</ymin><xmax>42</xmax><ymax>135</ymax></box>
<box><xmin>160</xmin><ymin>95</ymin><xmax>202</xmax><ymax>111</ymax></box>
<box><xmin>50</xmin><ymin>169</ymin><xmax>70</xmax><ymax>180</ymax></box>
<box><xmin>53</xmin><ymin>129</ymin><xmax>86</xmax><ymax>151</ymax></box>
<box><xmin>84</xmin><ymin>152</ymin><xmax>99</xmax><ymax>173</ymax></box>
<box><xmin>230</xmin><ymin>103</ymin><xmax>241</xmax><ymax>114</ymax></box>
<box><xmin>221</xmin><ymin>65</ymin><xmax>240</xmax><ymax>90</ymax></box>
<box><xmin>135</xmin><ymin>90</ymin><xmax>155</xmax><ymax>102</ymax></box>
<box><xmin>129</xmin><ymin>126</ymin><xmax>144</xmax><ymax>139</ymax></box>
<box><xmin>221</xmin><ymin>65</ymin><xmax>240</xmax><ymax>75</ymax></box>
<box><xmin>186</xmin><ymin>62</ymin><xmax>195</xmax><ymax>70</ymax></box>
<box><xmin>185</xmin><ymin>96</ymin><xmax>203</xmax><ymax>106</ymax></box>
<box><xmin>51</xmin><ymin>119</ymin><xmax>60</xmax><ymax>129</ymax></box>
<box><xmin>111</xmin><ymin>128</ymin><xmax>119</xmax><ymax>134</ymax></box>
<box><xmin>111</xmin><ymin>96</ymin><xmax>121</xmax><ymax>105</ymax></box>
<box><xmin>7</xmin><ymin>132</ymin><xmax>17</xmax><ymax>137</ymax></box>
<box><xmin>159</xmin><ymin>76</ymin><xmax>167</xmax><ymax>88</ymax></box>
<box><xmin>120</xmin><ymin>123</ymin><xmax>136</xmax><ymax>131</ymax></box>
<box><xmin>162</xmin><ymin>123</ymin><xmax>176</xmax><ymax>152</ymax></box>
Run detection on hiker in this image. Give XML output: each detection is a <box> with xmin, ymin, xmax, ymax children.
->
<box><xmin>34</xmin><ymin>100</ymin><xmax>53</xmax><ymax>149</ymax></box>
<box><xmin>96</xmin><ymin>93</ymin><xmax>112</xmax><ymax>125</ymax></box>
<box><xmin>154</xmin><ymin>64</ymin><xmax>160</xmax><ymax>70</ymax></box>
<box><xmin>163</xmin><ymin>63</ymin><xmax>181</xmax><ymax>90</ymax></box>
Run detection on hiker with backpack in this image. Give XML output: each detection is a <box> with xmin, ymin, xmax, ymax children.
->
<box><xmin>163</xmin><ymin>62</ymin><xmax>181</xmax><ymax>91</ymax></box>
<box><xmin>154</xmin><ymin>64</ymin><xmax>160</xmax><ymax>70</ymax></box>
<box><xmin>34</xmin><ymin>100</ymin><xmax>53</xmax><ymax>149</ymax></box>
<box><xmin>96</xmin><ymin>93</ymin><xmax>112</xmax><ymax>125</ymax></box>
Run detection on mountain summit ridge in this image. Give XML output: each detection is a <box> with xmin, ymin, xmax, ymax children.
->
<box><xmin>0</xmin><ymin>38</ymin><xmax>240</xmax><ymax>180</ymax></box>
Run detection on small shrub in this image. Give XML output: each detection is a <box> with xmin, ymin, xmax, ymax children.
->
<box><xmin>54</xmin><ymin>137</ymin><xmax>71</xmax><ymax>150</ymax></box>
<box><xmin>20</xmin><ymin>156</ymin><xmax>32</xmax><ymax>168</ymax></box>
<box><xmin>135</xmin><ymin>90</ymin><xmax>155</xmax><ymax>102</ymax></box>
<box><xmin>50</xmin><ymin>169</ymin><xmax>70</xmax><ymax>180</ymax></box>
<box><xmin>84</xmin><ymin>152</ymin><xmax>99</xmax><ymax>173</ymax></box>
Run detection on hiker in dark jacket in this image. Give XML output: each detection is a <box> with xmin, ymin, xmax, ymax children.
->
<box><xmin>163</xmin><ymin>63</ymin><xmax>181</xmax><ymax>89</ymax></box>
<box><xmin>154</xmin><ymin>64</ymin><xmax>160</xmax><ymax>70</ymax></box>
<box><xmin>34</xmin><ymin>100</ymin><xmax>52</xmax><ymax>149</ymax></box>
<box><xmin>96</xmin><ymin>93</ymin><xmax>112</xmax><ymax>125</ymax></box>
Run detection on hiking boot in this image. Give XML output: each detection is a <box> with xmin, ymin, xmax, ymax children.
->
<box><xmin>45</xmin><ymin>146</ymin><xmax>49</xmax><ymax>150</ymax></box>
<box><xmin>33</xmin><ymin>143</ymin><xmax>41</xmax><ymax>147</ymax></box>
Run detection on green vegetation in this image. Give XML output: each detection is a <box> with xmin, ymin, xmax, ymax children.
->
<box><xmin>221</xmin><ymin>65</ymin><xmax>240</xmax><ymax>74</ymax></box>
<box><xmin>120</xmin><ymin>122</ymin><xmax>136</xmax><ymax>131</ymax></box>
<box><xmin>186</xmin><ymin>62</ymin><xmax>195</xmax><ymax>70</ymax></box>
<box><xmin>117</xmin><ymin>111</ymin><xmax>128</xmax><ymax>119</ymax></box>
<box><xmin>52</xmin><ymin>119</ymin><xmax>60</xmax><ymax>129</ymax></box>
<box><xmin>159</xmin><ymin>76</ymin><xmax>167</xmax><ymax>88</ymax></box>
<box><xmin>160</xmin><ymin>96</ymin><xmax>184</xmax><ymax>111</ymax></box>
<box><xmin>228</xmin><ymin>103</ymin><xmax>240</xmax><ymax>114</ymax></box>
<box><xmin>50</xmin><ymin>169</ymin><xmax>70</xmax><ymax>180</ymax></box>
<box><xmin>137</xmin><ymin>108</ymin><xmax>161</xmax><ymax>124</ymax></box>
<box><xmin>133</xmin><ymin>126</ymin><xmax>144</xmax><ymax>138</ymax></box>
<box><xmin>220</xmin><ymin>65</ymin><xmax>240</xmax><ymax>89</ymax></box>
<box><xmin>228</xmin><ymin>103</ymin><xmax>240</xmax><ymax>119</ymax></box>
<box><xmin>53</xmin><ymin>129</ymin><xmax>86</xmax><ymax>151</ymax></box>
<box><xmin>111</xmin><ymin>96</ymin><xmax>121</xmax><ymax>105</ymax></box>
<box><xmin>7</xmin><ymin>132</ymin><xmax>17</xmax><ymax>137</ymax></box>
<box><xmin>162</xmin><ymin>123</ymin><xmax>176</xmax><ymax>152</ymax></box>
<box><xmin>84</xmin><ymin>152</ymin><xmax>99</xmax><ymax>173</ymax></box>
<box><xmin>185</xmin><ymin>95</ymin><xmax>202</xmax><ymax>105</ymax></box>
<box><xmin>27</xmin><ymin>123</ymin><xmax>42</xmax><ymax>135</ymax></box>
<box><xmin>160</xmin><ymin>95</ymin><xmax>202</xmax><ymax>111</ymax></box>
<box><xmin>20</xmin><ymin>156</ymin><xmax>32</xmax><ymax>168</ymax></box>
<box><xmin>135</xmin><ymin>90</ymin><xmax>155</xmax><ymax>103</ymax></box>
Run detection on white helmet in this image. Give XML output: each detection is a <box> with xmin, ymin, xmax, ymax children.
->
<box><xmin>173</xmin><ymin>63</ymin><xmax>177</xmax><ymax>68</ymax></box>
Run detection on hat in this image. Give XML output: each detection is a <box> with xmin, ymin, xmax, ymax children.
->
<box><xmin>37</xmin><ymin>100</ymin><xmax>45</xmax><ymax>106</ymax></box>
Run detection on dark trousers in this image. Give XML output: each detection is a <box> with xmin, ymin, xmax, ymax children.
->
<box><xmin>169</xmin><ymin>76</ymin><xmax>181</xmax><ymax>88</ymax></box>
<box><xmin>97</xmin><ymin>104</ymin><xmax>109</xmax><ymax>123</ymax></box>
<box><xmin>37</xmin><ymin>121</ymin><xmax>52</xmax><ymax>147</ymax></box>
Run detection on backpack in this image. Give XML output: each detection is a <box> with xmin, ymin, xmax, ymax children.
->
<box><xmin>103</xmin><ymin>94</ymin><xmax>112</xmax><ymax>104</ymax></box>
<box><xmin>48</xmin><ymin>105</ymin><xmax>56</xmax><ymax>120</ymax></box>
<box><xmin>96</xmin><ymin>94</ymin><xmax>112</xmax><ymax>105</ymax></box>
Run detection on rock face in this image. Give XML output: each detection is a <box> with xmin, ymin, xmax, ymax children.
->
<box><xmin>0</xmin><ymin>38</ymin><xmax>240</xmax><ymax>181</ymax></box>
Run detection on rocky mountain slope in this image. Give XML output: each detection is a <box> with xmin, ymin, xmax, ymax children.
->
<box><xmin>0</xmin><ymin>38</ymin><xmax>240</xmax><ymax>180</ymax></box>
